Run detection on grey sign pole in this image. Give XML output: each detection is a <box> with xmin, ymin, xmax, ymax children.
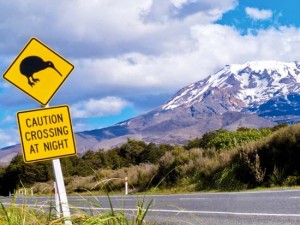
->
<box><xmin>43</xmin><ymin>104</ymin><xmax>72</xmax><ymax>225</ymax></box>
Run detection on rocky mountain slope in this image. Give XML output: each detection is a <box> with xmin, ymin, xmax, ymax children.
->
<box><xmin>2</xmin><ymin>60</ymin><xmax>300</xmax><ymax>164</ymax></box>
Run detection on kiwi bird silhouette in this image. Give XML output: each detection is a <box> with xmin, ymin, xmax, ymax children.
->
<box><xmin>20</xmin><ymin>56</ymin><xmax>62</xmax><ymax>87</ymax></box>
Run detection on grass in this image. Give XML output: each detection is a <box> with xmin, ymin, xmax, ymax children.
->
<box><xmin>0</xmin><ymin>200</ymin><xmax>46</xmax><ymax>225</ymax></box>
<box><xmin>0</xmin><ymin>193</ymin><xmax>155</xmax><ymax>225</ymax></box>
<box><xmin>2</xmin><ymin>181</ymin><xmax>299</xmax><ymax>225</ymax></box>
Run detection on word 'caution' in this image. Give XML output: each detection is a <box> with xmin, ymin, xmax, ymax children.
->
<box><xmin>17</xmin><ymin>105</ymin><xmax>77</xmax><ymax>163</ymax></box>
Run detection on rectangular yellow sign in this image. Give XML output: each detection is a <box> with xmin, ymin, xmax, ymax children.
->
<box><xmin>17</xmin><ymin>105</ymin><xmax>77</xmax><ymax>163</ymax></box>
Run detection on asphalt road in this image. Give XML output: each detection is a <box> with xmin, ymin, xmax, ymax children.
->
<box><xmin>1</xmin><ymin>189</ymin><xmax>300</xmax><ymax>224</ymax></box>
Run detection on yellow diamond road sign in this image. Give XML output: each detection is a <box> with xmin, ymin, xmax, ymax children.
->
<box><xmin>17</xmin><ymin>105</ymin><xmax>77</xmax><ymax>163</ymax></box>
<box><xmin>3</xmin><ymin>37</ymin><xmax>74</xmax><ymax>105</ymax></box>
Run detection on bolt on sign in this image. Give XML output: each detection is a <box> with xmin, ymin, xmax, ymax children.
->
<box><xmin>3</xmin><ymin>37</ymin><xmax>74</xmax><ymax>106</ymax></box>
<box><xmin>17</xmin><ymin>105</ymin><xmax>77</xmax><ymax>163</ymax></box>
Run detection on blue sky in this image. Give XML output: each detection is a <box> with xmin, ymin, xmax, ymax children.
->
<box><xmin>1</xmin><ymin>0</ymin><xmax>300</xmax><ymax>148</ymax></box>
<box><xmin>218</xmin><ymin>0</ymin><xmax>299</xmax><ymax>32</ymax></box>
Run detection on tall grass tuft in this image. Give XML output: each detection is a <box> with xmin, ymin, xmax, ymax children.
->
<box><xmin>0</xmin><ymin>198</ymin><xmax>46</xmax><ymax>225</ymax></box>
<box><xmin>0</xmin><ymin>193</ymin><xmax>155</xmax><ymax>225</ymax></box>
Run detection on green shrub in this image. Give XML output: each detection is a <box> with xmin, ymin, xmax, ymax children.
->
<box><xmin>269</xmin><ymin>166</ymin><xmax>285</xmax><ymax>186</ymax></box>
<box><xmin>214</xmin><ymin>164</ymin><xmax>247</xmax><ymax>191</ymax></box>
<box><xmin>283</xmin><ymin>175</ymin><xmax>300</xmax><ymax>186</ymax></box>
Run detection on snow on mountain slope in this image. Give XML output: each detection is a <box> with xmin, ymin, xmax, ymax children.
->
<box><xmin>162</xmin><ymin>61</ymin><xmax>300</xmax><ymax>111</ymax></box>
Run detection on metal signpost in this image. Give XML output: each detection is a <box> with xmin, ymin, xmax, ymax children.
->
<box><xmin>2</xmin><ymin>37</ymin><xmax>76</xmax><ymax>225</ymax></box>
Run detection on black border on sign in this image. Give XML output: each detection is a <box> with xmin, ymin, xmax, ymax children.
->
<box><xmin>3</xmin><ymin>37</ymin><xmax>74</xmax><ymax>106</ymax></box>
<box><xmin>16</xmin><ymin>105</ymin><xmax>77</xmax><ymax>163</ymax></box>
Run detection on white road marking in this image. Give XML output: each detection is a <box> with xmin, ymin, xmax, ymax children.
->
<box><xmin>3</xmin><ymin>202</ymin><xmax>300</xmax><ymax>218</ymax></box>
<box><xmin>179</xmin><ymin>198</ymin><xmax>209</xmax><ymax>200</ymax></box>
<box><xmin>72</xmin><ymin>207</ymin><xmax>300</xmax><ymax>217</ymax></box>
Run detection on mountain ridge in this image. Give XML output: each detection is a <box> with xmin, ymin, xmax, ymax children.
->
<box><xmin>1</xmin><ymin>60</ymin><xmax>300</xmax><ymax>165</ymax></box>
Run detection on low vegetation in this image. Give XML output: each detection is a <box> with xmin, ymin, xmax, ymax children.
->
<box><xmin>2</xmin><ymin>122</ymin><xmax>300</xmax><ymax>224</ymax></box>
<box><xmin>0</xmin><ymin>195</ymin><xmax>154</xmax><ymax>225</ymax></box>
<box><xmin>1</xmin><ymin>123</ymin><xmax>300</xmax><ymax>196</ymax></box>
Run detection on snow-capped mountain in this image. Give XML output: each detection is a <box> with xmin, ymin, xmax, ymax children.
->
<box><xmin>110</xmin><ymin>60</ymin><xmax>300</xmax><ymax>141</ymax></box>
<box><xmin>163</xmin><ymin>61</ymin><xmax>300</xmax><ymax>113</ymax></box>
<box><xmin>2</xmin><ymin>61</ymin><xmax>300</xmax><ymax>164</ymax></box>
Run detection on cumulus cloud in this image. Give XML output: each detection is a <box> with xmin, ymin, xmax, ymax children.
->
<box><xmin>142</xmin><ymin>0</ymin><xmax>237</xmax><ymax>23</ymax></box>
<box><xmin>2</xmin><ymin>0</ymin><xmax>300</xmax><ymax>148</ymax></box>
<box><xmin>1</xmin><ymin>0</ymin><xmax>300</xmax><ymax>108</ymax></box>
<box><xmin>59</xmin><ymin>24</ymin><xmax>300</xmax><ymax>106</ymax></box>
<box><xmin>0</xmin><ymin>0</ymin><xmax>237</xmax><ymax>56</ymax></box>
<box><xmin>245</xmin><ymin>7</ymin><xmax>273</xmax><ymax>20</ymax></box>
<box><xmin>71</xmin><ymin>97</ymin><xmax>130</xmax><ymax>118</ymax></box>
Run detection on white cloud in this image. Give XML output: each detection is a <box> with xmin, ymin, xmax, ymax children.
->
<box><xmin>0</xmin><ymin>116</ymin><xmax>15</xmax><ymax>124</ymax></box>
<box><xmin>61</xmin><ymin>24</ymin><xmax>300</xmax><ymax>105</ymax></box>
<box><xmin>2</xmin><ymin>1</ymin><xmax>300</xmax><ymax>108</ymax></box>
<box><xmin>245</xmin><ymin>7</ymin><xmax>273</xmax><ymax>20</ymax></box>
<box><xmin>0</xmin><ymin>0</ymin><xmax>237</xmax><ymax>56</ymax></box>
<box><xmin>2</xmin><ymin>0</ymin><xmax>300</xmax><ymax>147</ymax></box>
<box><xmin>72</xmin><ymin>122</ymin><xmax>96</xmax><ymax>132</ymax></box>
<box><xmin>0</xmin><ymin>128</ymin><xmax>19</xmax><ymax>147</ymax></box>
<box><xmin>71</xmin><ymin>97</ymin><xmax>130</xmax><ymax>118</ymax></box>
<box><xmin>142</xmin><ymin>0</ymin><xmax>237</xmax><ymax>23</ymax></box>
<box><xmin>0</xmin><ymin>82</ymin><xmax>10</xmax><ymax>89</ymax></box>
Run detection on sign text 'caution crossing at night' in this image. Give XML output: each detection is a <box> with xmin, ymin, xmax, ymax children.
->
<box><xmin>17</xmin><ymin>105</ymin><xmax>77</xmax><ymax>163</ymax></box>
<box><xmin>3</xmin><ymin>37</ymin><xmax>74</xmax><ymax>106</ymax></box>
